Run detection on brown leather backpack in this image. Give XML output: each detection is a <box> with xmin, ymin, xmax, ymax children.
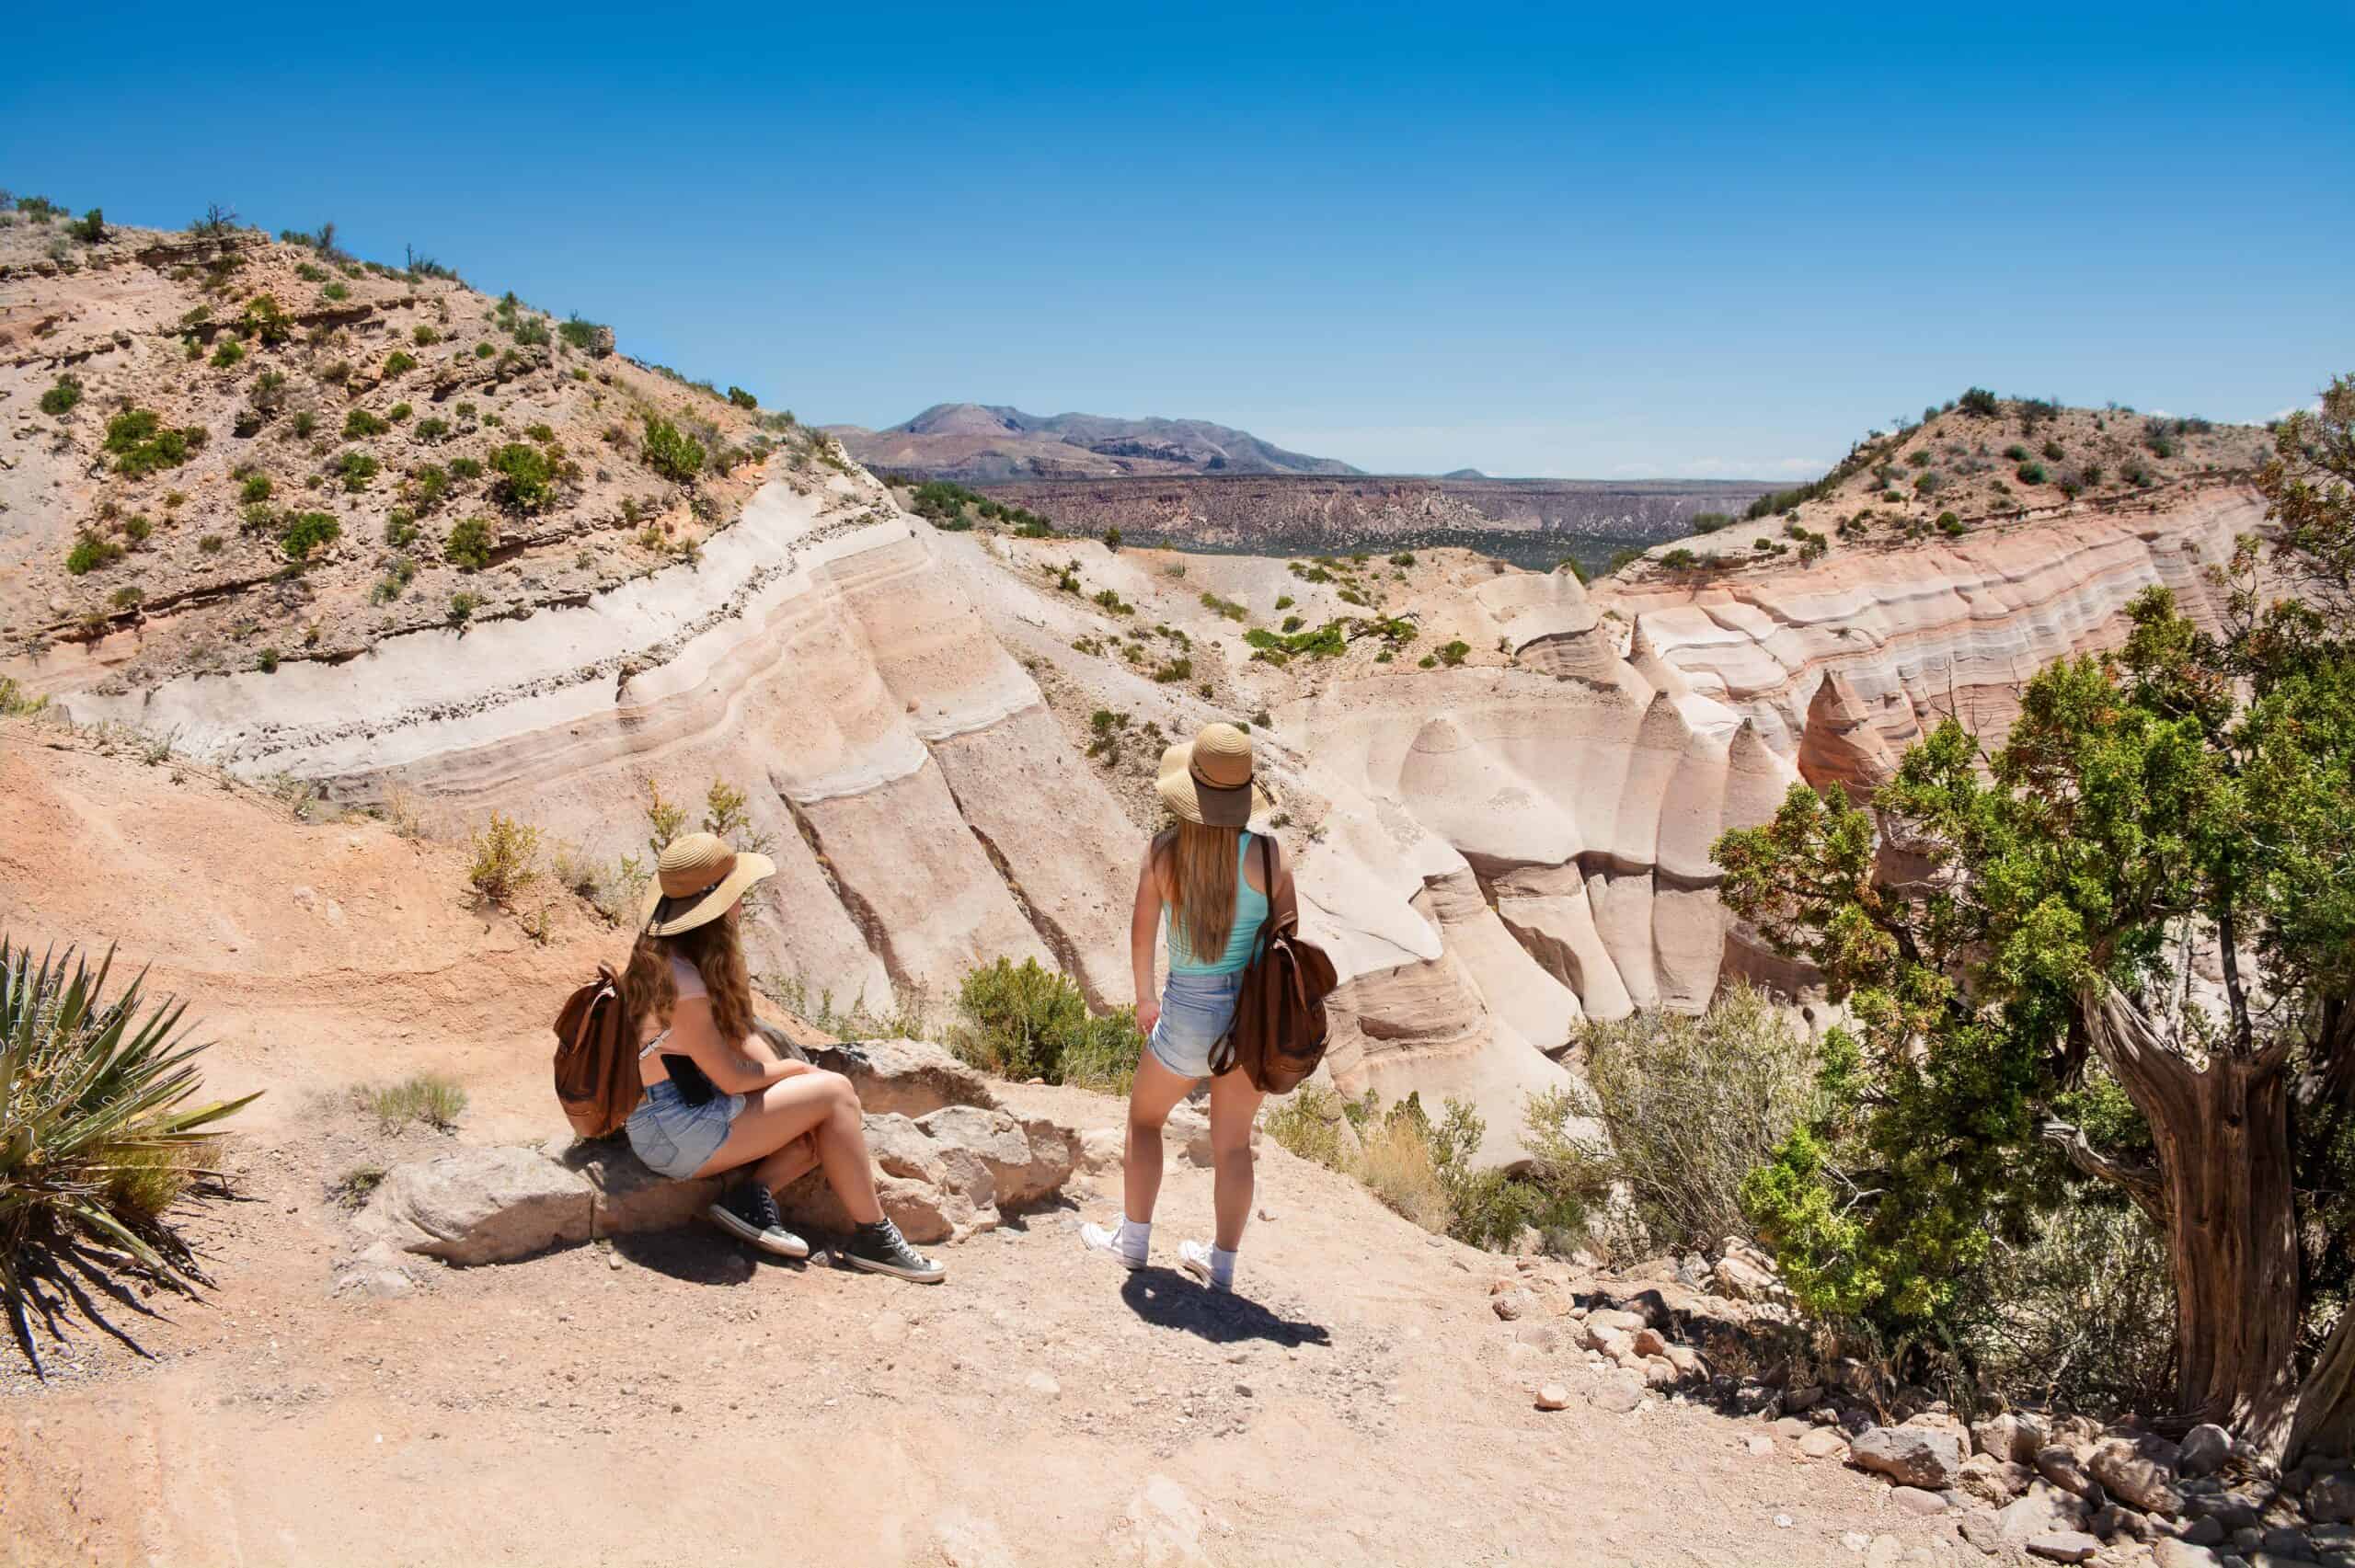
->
<box><xmin>1210</xmin><ymin>836</ymin><xmax>1339</xmax><ymax>1095</ymax></box>
<box><xmin>553</xmin><ymin>964</ymin><xmax>639</xmax><ymax>1139</ymax></box>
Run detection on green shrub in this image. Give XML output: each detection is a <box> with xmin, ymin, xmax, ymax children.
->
<box><xmin>448</xmin><ymin>455</ymin><xmax>483</xmax><ymax>480</ymax></box>
<box><xmin>1958</xmin><ymin>386</ymin><xmax>2001</xmax><ymax>418</ymax></box>
<box><xmin>475</xmin><ymin>342</ymin><xmax>494</xmax><ymax>360</ymax></box>
<box><xmin>384</xmin><ymin>350</ymin><xmax>417</xmax><ymax>377</ymax></box>
<box><xmin>38</xmin><ymin>375</ymin><xmax>82</xmax><ymax>417</ymax></box>
<box><xmin>408</xmin><ymin>465</ymin><xmax>449</xmax><ymax>510</ymax></box>
<box><xmin>1198</xmin><ymin>591</ymin><xmax>1248</xmax><ymax>623</ymax></box>
<box><xmin>387</xmin><ymin>403</ymin><xmax>411</xmax><ymax>423</ymax></box>
<box><xmin>121</xmin><ymin>515</ymin><xmax>152</xmax><ymax>544</ymax></box>
<box><xmin>1389</xmin><ymin>551</ymin><xmax>1417</xmax><ymax>565</ymax></box>
<box><xmin>557</xmin><ymin>315</ymin><xmax>603</xmax><ymax>351</ymax></box>
<box><xmin>65</xmin><ymin>531</ymin><xmax>123</xmax><ymax>575</ymax></box>
<box><xmin>280</xmin><ymin>511</ymin><xmax>340</xmax><ymax>562</ymax></box>
<box><xmin>292</xmin><ymin>410</ymin><xmax>316</xmax><ymax>438</ymax></box>
<box><xmin>104</xmin><ymin>409</ymin><xmax>207</xmax><ymax>479</ymax></box>
<box><xmin>1688</xmin><ymin>513</ymin><xmax>1731</xmax><ymax>534</ymax></box>
<box><xmin>1437</xmin><ymin>639</ymin><xmax>1471</xmax><ymax>667</ymax></box>
<box><xmin>343</xmin><ymin>408</ymin><xmax>389</xmax><ymax>440</ymax></box>
<box><xmin>336</xmin><ymin>450</ymin><xmax>379</xmax><ymax>491</ymax></box>
<box><xmin>210</xmin><ymin>338</ymin><xmax>245</xmax><ymax>369</ymax></box>
<box><xmin>949</xmin><ymin>957</ymin><xmax>1140</xmax><ymax>1093</ymax></box>
<box><xmin>727</xmin><ymin>386</ymin><xmax>757</xmax><ymax>409</ymax></box>
<box><xmin>412</xmin><ymin>325</ymin><xmax>440</xmax><ymax>346</ymax></box>
<box><xmin>640</xmin><ymin>415</ymin><xmax>706</xmax><ymax>483</ymax></box>
<box><xmin>414</xmin><ymin>417</ymin><xmax>450</xmax><ymax>443</ymax></box>
<box><xmin>67</xmin><ymin>207</ymin><xmax>106</xmax><ymax>243</ymax></box>
<box><xmin>2016</xmin><ymin>462</ymin><xmax>2047</xmax><ymax>485</ymax></box>
<box><xmin>198</xmin><ymin>534</ymin><xmax>224</xmax><ymax>555</ymax></box>
<box><xmin>1558</xmin><ymin>988</ymin><xmax>1816</xmax><ymax>1258</ymax></box>
<box><xmin>443</xmin><ymin>515</ymin><xmax>495</xmax><ymax>569</ymax></box>
<box><xmin>511</xmin><ymin>316</ymin><xmax>550</xmax><ymax>348</ymax></box>
<box><xmin>241</xmin><ymin>474</ymin><xmax>273</xmax><ymax>504</ymax></box>
<box><xmin>488</xmin><ymin>442</ymin><xmax>554</xmax><ymax>511</ymax></box>
<box><xmin>321</xmin><ymin>281</ymin><xmax>350</xmax><ymax>302</ymax></box>
<box><xmin>0</xmin><ymin>940</ymin><xmax>258</xmax><ymax>1370</ymax></box>
<box><xmin>447</xmin><ymin>591</ymin><xmax>479</xmax><ymax>625</ymax></box>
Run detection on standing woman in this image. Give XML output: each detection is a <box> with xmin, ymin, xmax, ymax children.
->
<box><xmin>1083</xmin><ymin>722</ymin><xmax>1291</xmax><ymax>1292</ymax></box>
<box><xmin>620</xmin><ymin>831</ymin><xmax>945</xmax><ymax>1284</ymax></box>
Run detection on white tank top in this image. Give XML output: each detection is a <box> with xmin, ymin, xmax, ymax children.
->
<box><xmin>638</xmin><ymin>956</ymin><xmax>709</xmax><ymax>1059</ymax></box>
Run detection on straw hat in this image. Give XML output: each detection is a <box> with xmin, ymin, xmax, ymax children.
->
<box><xmin>1155</xmin><ymin>721</ymin><xmax>1272</xmax><ymax>828</ymax></box>
<box><xmin>638</xmin><ymin>832</ymin><xmax>776</xmax><ymax>937</ymax></box>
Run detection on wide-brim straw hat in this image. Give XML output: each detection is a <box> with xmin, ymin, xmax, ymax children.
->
<box><xmin>638</xmin><ymin>831</ymin><xmax>776</xmax><ymax>937</ymax></box>
<box><xmin>1155</xmin><ymin>721</ymin><xmax>1273</xmax><ymax>829</ymax></box>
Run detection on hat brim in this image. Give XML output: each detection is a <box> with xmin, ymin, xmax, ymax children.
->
<box><xmin>637</xmin><ymin>852</ymin><xmax>777</xmax><ymax>936</ymax></box>
<box><xmin>1156</xmin><ymin>743</ymin><xmax>1273</xmax><ymax>829</ymax></box>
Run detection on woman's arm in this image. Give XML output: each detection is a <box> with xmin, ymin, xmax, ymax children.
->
<box><xmin>666</xmin><ymin>996</ymin><xmax>796</xmax><ymax>1093</ymax></box>
<box><xmin>741</xmin><ymin>1023</ymin><xmax>815</xmax><ymax>1077</ymax></box>
<box><xmin>1131</xmin><ymin>841</ymin><xmax>1163</xmax><ymax>1035</ymax></box>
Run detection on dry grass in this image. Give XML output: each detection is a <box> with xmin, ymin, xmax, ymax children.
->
<box><xmin>1353</xmin><ymin>1114</ymin><xmax>1452</xmax><ymax>1233</ymax></box>
<box><xmin>362</xmin><ymin>1074</ymin><xmax>467</xmax><ymax>1133</ymax></box>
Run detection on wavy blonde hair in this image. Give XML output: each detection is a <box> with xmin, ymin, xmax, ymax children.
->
<box><xmin>619</xmin><ymin>904</ymin><xmax>756</xmax><ymax>1047</ymax></box>
<box><xmin>1158</xmin><ymin>818</ymin><xmax>1242</xmax><ymax>963</ymax></box>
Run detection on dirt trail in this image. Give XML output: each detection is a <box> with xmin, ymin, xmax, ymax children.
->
<box><xmin>0</xmin><ymin>726</ymin><xmax>1924</xmax><ymax>1564</ymax></box>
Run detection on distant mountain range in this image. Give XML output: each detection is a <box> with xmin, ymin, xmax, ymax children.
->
<box><xmin>825</xmin><ymin>403</ymin><xmax>1363</xmax><ymax>481</ymax></box>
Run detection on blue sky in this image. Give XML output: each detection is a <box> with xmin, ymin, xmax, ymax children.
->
<box><xmin>6</xmin><ymin>2</ymin><xmax>2350</xmax><ymax>478</ymax></box>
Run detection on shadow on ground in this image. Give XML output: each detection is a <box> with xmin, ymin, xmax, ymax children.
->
<box><xmin>1120</xmin><ymin>1267</ymin><xmax>1332</xmax><ymax>1348</ymax></box>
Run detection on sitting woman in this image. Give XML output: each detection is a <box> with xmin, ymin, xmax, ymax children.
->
<box><xmin>619</xmin><ymin>830</ymin><xmax>944</xmax><ymax>1284</ymax></box>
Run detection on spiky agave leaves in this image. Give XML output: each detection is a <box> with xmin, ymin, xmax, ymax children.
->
<box><xmin>0</xmin><ymin>938</ymin><xmax>259</xmax><ymax>1371</ymax></box>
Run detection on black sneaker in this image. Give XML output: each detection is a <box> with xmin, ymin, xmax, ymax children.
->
<box><xmin>706</xmin><ymin>1181</ymin><xmax>809</xmax><ymax>1258</ymax></box>
<box><xmin>843</xmin><ymin>1219</ymin><xmax>947</xmax><ymax>1284</ymax></box>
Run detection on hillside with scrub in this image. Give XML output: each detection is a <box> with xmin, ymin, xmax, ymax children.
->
<box><xmin>0</xmin><ymin>198</ymin><xmax>834</xmax><ymax>686</ymax></box>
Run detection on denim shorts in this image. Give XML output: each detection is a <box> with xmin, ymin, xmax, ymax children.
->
<box><xmin>626</xmin><ymin>1078</ymin><xmax>747</xmax><ymax>1179</ymax></box>
<box><xmin>1148</xmin><ymin>969</ymin><xmax>1246</xmax><ymax>1080</ymax></box>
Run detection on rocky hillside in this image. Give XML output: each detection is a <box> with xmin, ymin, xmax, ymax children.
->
<box><xmin>828</xmin><ymin>401</ymin><xmax>1361</xmax><ymax>480</ymax></box>
<box><xmin>0</xmin><ymin>213</ymin><xmax>829</xmax><ymax>687</ymax></box>
<box><xmin>966</xmin><ymin>473</ymin><xmax>1777</xmax><ymax>573</ymax></box>
<box><xmin>1637</xmin><ymin>391</ymin><xmax>2269</xmax><ymax>575</ymax></box>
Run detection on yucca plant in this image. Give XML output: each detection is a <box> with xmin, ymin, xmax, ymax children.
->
<box><xmin>1</xmin><ymin>939</ymin><xmax>258</xmax><ymax>1370</ymax></box>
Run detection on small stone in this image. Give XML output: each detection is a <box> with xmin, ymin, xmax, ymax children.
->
<box><xmin>1864</xmin><ymin>1534</ymin><xmax>1903</xmax><ymax>1568</ymax></box>
<box><xmin>1535</xmin><ymin>1383</ymin><xmax>1570</xmax><ymax>1411</ymax></box>
<box><xmin>1890</xmin><ymin>1486</ymin><xmax>1948</xmax><ymax>1516</ymax></box>
<box><xmin>1746</xmin><ymin>1434</ymin><xmax>1774</xmax><ymax>1457</ymax></box>
<box><xmin>1492</xmin><ymin>1292</ymin><xmax>1526</xmax><ymax>1322</ymax></box>
<box><xmin>1591</xmin><ymin>1371</ymin><xmax>1644</xmax><ymax>1413</ymax></box>
<box><xmin>1800</xmin><ymin>1429</ymin><xmax>1852</xmax><ymax>1459</ymax></box>
<box><xmin>2025</xmin><ymin>1531</ymin><xmax>2100</xmax><ymax>1563</ymax></box>
<box><xmin>2180</xmin><ymin>1517</ymin><xmax>2227</xmax><ymax>1548</ymax></box>
<box><xmin>1631</xmin><ymin>1327</ymin><xmax>1669</xmax><ymax>1357</ymax></box>
<box><xmin>1258</xmin><ymin>1207</ymin><xmax>1274</xmax><ymax>1222</ymax></box>
<box><xmin>2311</xmin><ymin>1473</ymin><xmax>2355</xmax><ymax>1526</ymax></box>
<box><xmin>2259</xmin><ymin>1527</ymin><xmax>2314</xmax><ymax>1558</ymax></box>
<box><xmin>1959</xmin><ymin>1512</ymin><xmax>2005</xmax><ymax>1556</ymax></box>
<box><xmin>1844</xmin><ymin>1532</ymin><xmax>1872</xmax><ymax>1552</ymax></box>
<box><xmin>607</xmin><ymin>1253</ymin><xmax>624</xmax><ymax>1270</ymax></box>
<box><xmin>2037</xmin><ymin>1445</ymin><xmax>2102</xmax><ymax>1501</ymax></box>
<box><xmin>2090</xmin><ymin>1435</ymin><xmax>2186</xmax><ymax>1516</ymax></box>
<box><xmin>1025</xmin><ymin>1371</ymin><xmax>1060</xmax><ymax>1396</ymax></box>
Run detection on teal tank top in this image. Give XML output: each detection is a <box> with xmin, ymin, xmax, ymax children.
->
<box><xmin>1166</xmin><ymin>831</ymin><xmax>1270</xmax><ymax>976</ymax></box>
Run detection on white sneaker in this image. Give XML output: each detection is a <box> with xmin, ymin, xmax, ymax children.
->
<box><xmin>1081</xmin><ymin>1219</ymin><xmax>1146</xmax><ymax>1270</ymax></box>
<box><xmin>1179</xmin><ymin>1239</ymin><xmax>1234</xmax><ymax>1291</ymax></box>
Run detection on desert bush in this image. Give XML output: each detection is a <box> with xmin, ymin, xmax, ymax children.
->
<box><xmin>0</xmin><ymin>941</ymin><xmax>258</xmax><ymax>1368</ymax></box>
<box><xmin>1958</xmin><ymin>387</ymin><xmax>2000</xmax><ymax>418</ymax></box>
<box><xmin>1264</xmin><ymin>1082</ymin><xmax>1356</xmax><ymax>1169</ymax></box>
<box><xmin>2016</xmin><ymin>462</ymin><xmax>2048</xmax><ymax>485</ymax></box>
<box><xmin>343</xmin><ymin>408</ymin><xmax>388</xmax><ymax>440</ymax></box>
<box><xmin>210</xmin><ymin>338</ymin><xmax>246</xmax><ymax>370</ymax></box>
<box><xmin>1937</xmin><ymin>510</ymin><xmax>1965</xmax><ymax>534</ymax></box>
<box><xmin>414</xmin><ymin>417</ymin><xmax>450</xmax><ymax>444</ymax></box>
<box><xmin>1563</xmin><ymin>987</ymin><xmax>1818</xmax><ymax>1258</ymax></box>
<box><xmin>466</xmin><ymin>812</ymin><xmax>540</xmax><ymax>903</ymax></box>
<box><xmin>447</xmin><ymin>591</ymin><xmax>479</xmax><ymax>626</ymax></box>
<box><xmin>949</xmin><ymin>957</ymin><xmax>1140</xmax><ymax>1093</ymax></box>
<box><xmin>279</xmin><ymin>511</ymin><xmax>340</xmax><ymax>562</ymax></box>
<box><xmin>443</xmin><ymin>515</ymin><xmax>496</xmax><ymax>569</ymax></box>
<box><xmin>67</xmin><ymin>207</ymin><xmax>106</xmax><ymax>244</ymax></box>
<box><xmin>198</xmin><ymin>534</ymin><xmax>224</xmax><ymax>555</ymax></box>
<box><xmin>39</xmin><ymin>374</ymin><xmax>83</xmax><ymax>417</ymax></box>
<box><xmin>727</xmin><ymin>385</ymin><xmax>757</xmax><ymax>409</ymax></box>
<box><xmin>334</xmin><ymin>451</ymin><xmax>379</xmax><ymax>491</ymax></box>
<box><xmin>104</xmin><ymin>409</ymin><xmax>206</xmax><ymax>479</ymax></box>
<box><xmin>64</xmin><ymin>531</ymin><xmax>124</xmax><ymax>575</ymax></box>
<box><xmin>121</xmin><ymin>514</ymin><xmax>153</xmax><ymax>544</ymax></box>
<box><xmin>1199</xmin><ymin>591</ymin><xmax>1248</xmax><ymax>623</ymax></box>
<box><xmin>240</xmin><ymin>473</ymin><xmax>273</xmax><ymax>504</ymax></box>
<box><xmin>0</xmin><ymin>678</ymin><xmax>49</xmax><ymax>716</ymax></box>
<box><xmin>488</xmin><ymin>441</ymin><xmax>555</xmax><ymax>511</ymax></box>
<box><xmin>640</xmin><ymin>415</ymin><xmax>706</xmax><ymax>483</ymax></box>
<box><xmin>384</xmin><ymin>351</ymin><xmax>417</xmax><ymax>377</ymax></box>
<box><xmin>447</xmin><ymin>455</ymin><xmax>483</xmax><ymax>480</ymax></box>
<box><xmin>557</xmin><ymin>315</ymin><xmax>603</xmax><ymax>351</ymax></box>
<box><xmin>321</xmin><ymin>281</ymin><xmax>350</xmax><ymax>303</ymax></box>
<box><xmin>1355</xmin><ymin>1105</ymin><xmax>1453</xmax><ymax>1231</ymax></box>
<box><xmin>362</xmin><ymin>1073</ymin><xmax>467</xmax><ymax>1133</ymax></box>
<box><xmin>1437</xmin><ymin>639</ymin><xmax>1471</xmax><ymax>667</ymax></box>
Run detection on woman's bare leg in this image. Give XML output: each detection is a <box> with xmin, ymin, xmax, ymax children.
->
<box><xmin>1121</xmin><ymin>1051</ymin><xmax>1198</xmax><ymax>1226</ymax></box>
<box><xmin>695</xmin><ymin>1071</ymin><xmax>882</xmax><ymax>1222</ymax></box>
<box><xmin>1206</xmin><ymin>1068</ymin><xmax>1266</xmax><ymax>1253</ymax></box>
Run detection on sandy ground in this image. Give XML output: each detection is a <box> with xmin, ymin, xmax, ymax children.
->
<box><xmin>0</xmin><ymin>721</ymin><xmax>1936</xmax><ymax>1566</ymax></box>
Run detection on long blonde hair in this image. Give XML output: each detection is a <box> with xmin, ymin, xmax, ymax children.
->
<box><xmin>619</xmin><ymin>904</ymin><xmax>756</xmax><ymax>1046</ymax></box>
<box><xmin>1159</xmin><ymin>818</ymin><xmax>1242</xmax><ymax>961</ymax></box>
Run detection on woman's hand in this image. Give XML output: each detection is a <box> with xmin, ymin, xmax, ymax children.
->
<box><xmin>1134</xmin><ymin>996</ymin><xmax>1160</xmax><ymax>1038</ymax></box>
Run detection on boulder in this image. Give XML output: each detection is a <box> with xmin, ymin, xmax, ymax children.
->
<box><xmin>2024</xmin><ymin>1531</ymin><xmax>2099</xmax><ymax>1563</ymax></box>
<box><xmin>2177</xmin><ymin>1424</ymin><xmax>2232</xmax><ymax>1479</ymax></box>
<box><xmin>2036</xmin><ymin>1445</ymin><xmax>2102</xmax><ymax>1502</ymax></box>
<box><xmin>1798</xmin><ymin>1428</ymin><xmax>1851</xmax><ymax>1460</ymax></box>
<box><xmin>1890</xmin><ymin>1486</ymin><xmax>1948</xmax><ymax>1516</ymax></box>
<box><xmin>2308</xmin><ymin>1472</ymin><xmax>2355</xmax><ymax>1525</ymax></box>
<box><xmin>2089</xmin><ymin>1435</ymin><xmax>2185</xmax><ymax>1516</ymax></box>
<box><xmin>2151</xmin><ymin>1541</ymin><xmax>2222</xmax><ymax>1568</ymax></box>
<box><xmin>1851</xmin><ymin>1425</ymin><xmax>1966</xmax><ymax>1489</ymax></box>
<box><xmin>1591</xmin><ymin>1370</ymin><xmax>1645</xmax><ymax>1413</ymax></box>
<box><xmin>1959</xmin><ymin>1453</ymin><xmax>2032</xmax><ymax>1505</ymax></box>
<box><xmin>359</xmin><ymin>1145</ymin><xmax>592</xmax><ymax>1265</ymax></box>
<box><xmin>557</xmin><ymin>1137</ymin><xmax>718</xmax><ymax>1234</ymax></box>
<box><xmin>1712</xmin><ymin>1253</ymin><xmax>1778</xmax><ymax>1301</ymax></box>
<box><xmin>805</xmin><ymin>1037</ymin><xmax>998</xmax><ymax>1118</ymax></box>
<box><xmin>777</xmin><ymin>1104</ymin><xmax>1079</xmax><ymax>1245</ymax></box>
<box><xmin>1973</xmin><ymin>1412</ymin><xmax>2050</xmax><ymax>1466</ymax></box>
<box><xmin>1998</xmin><ymin>1483</ymin><xmax>2093</xmax><ymax>1543</ymax></box>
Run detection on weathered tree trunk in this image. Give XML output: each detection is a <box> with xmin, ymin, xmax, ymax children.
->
<box><xmin>2288</xmin><ymin>997</ymin><xmax>2355</xmax><ymax>1463</ymax></box>
<box><xmin>2081</xmin><ymin>983</ymin><xmax>2300</xmax><ymax>1454</ymax></box>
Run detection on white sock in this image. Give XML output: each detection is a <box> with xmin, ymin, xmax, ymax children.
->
<box><xmin>1115</xmin><ymin>1218</ymin><xmax>1152</xmax><ymax>1263</ymax></box>
<box><xmin>1206</xmin><ymin>1244</ymin><xmax>1236</xmax><ymax>1288</ymax></box>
